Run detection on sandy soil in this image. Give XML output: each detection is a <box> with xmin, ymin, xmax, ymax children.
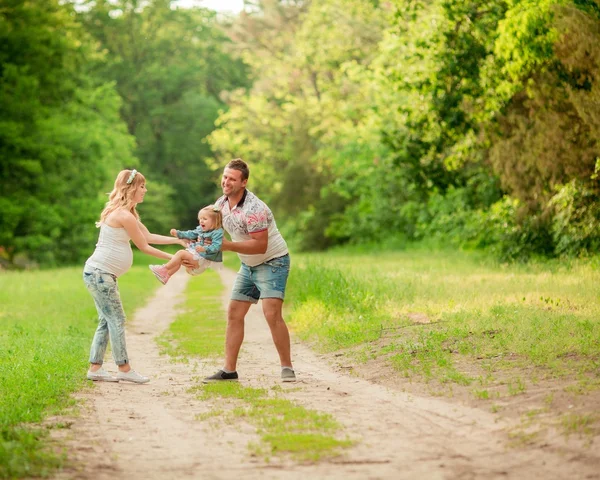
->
<box><xmin>48</xmin><ymin>269</ymin><xmax>600</xmax><ymax>480</ymax></box>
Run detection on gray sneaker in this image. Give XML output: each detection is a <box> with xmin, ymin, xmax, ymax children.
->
<box><xmin>87</xmin><ymin>367</ymin><xmax>119</xmax><ymax>382</ymax></box>
<box><xmin>116</xmin><ymin>369</ymin><xmax>150</xmax><ymax>384</ymax></box>
<box><xmin>281</xmin><ymin>367</ymin><xmax>296</xmax><ymax>382</ymax></box>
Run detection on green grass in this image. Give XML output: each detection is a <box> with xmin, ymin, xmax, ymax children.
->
<box><xmin>157</xmin><ymin>269</ymin><xmax>225</xmax><ymax>360</ymax></box>
<box><xmin>162</xmin><ymin>269</ymin><xmax>353</xmax><ymax>462</ymax></box>
<box><xmin>287</xmin><ymin>247</ymin><xmax>600</xmax><ymax>389</ymax></box>
<box><xmin>222</xmin><ymin>252</ymin><xmax>241</xmax><ymax>271</ymax></box>
<box><xmin>193</xmin><ymin>383</ymin><xmax>352</xmax><ymax>462</ymax></box>
<box><xmin>0</xmin><ymin>254</ymin><xmax>160</xmax><ymax>479</ymax></box>
<box><xmin>561</xmin><ymin>413</ymin><xmax>596</xmax><ymax>438</ymax></box>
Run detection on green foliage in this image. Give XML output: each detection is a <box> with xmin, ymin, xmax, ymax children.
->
<box><xmin>549</xmin><ymin>179</ymin><xmax>600</xmax><ymax>255</ymax></box>
<box><xmin>485</xmin><ymin>1</ymin><xmax>600</xmax><ymax>249</ymax></box>
<box><xmin>0</xmin><ymin>0</ymin><xmax>136</xmax><ymax>266</ymax></box>
<box><xmin>4</xmin><ymin>0</ymin><xmax>600</xmax><ymax>263</ymax></box>
<box><xmin>79</xmin><ymin>0</ymin><xmax>251</xmax><ymax>231</ymax></box>
<box><xmin>205</xmin><ymin>0</ymin><xmax>600</xmax><ymax>259</ymax></box>
<box><xmin>208</xmin><ymin>0</ymin><xmax>388</xmax><ymax>245</ymax></box>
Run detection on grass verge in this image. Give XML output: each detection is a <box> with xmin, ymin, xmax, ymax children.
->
<box><xmin>286</xmin><ymin>247</ymin><xmax>600</xmax><ymax>399</ymax></box>
<box><xmin>0</xmin><ymin>254</ymin><xmax>159</xmax><ymax>479</ymax></box>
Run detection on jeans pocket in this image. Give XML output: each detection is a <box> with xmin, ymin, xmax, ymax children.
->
<box><xmin>97</xmin><ymin>272</ymin><xmax>117</xmax><ymax>293</ymax></box>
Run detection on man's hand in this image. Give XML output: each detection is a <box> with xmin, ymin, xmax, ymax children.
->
<box><xmin>220</xmin><ymin>237</ymin><xmax>233</xmax><ymax>252</ymax></box>
<box><xmin>203</xmin><ymin>237</ymin><xmax>230</xmax><ymax>251</ymax></box>
<box><xmin>181</xmin><ymin>256</ymin><xmax>196</xmax><ymax>268</ymax></box>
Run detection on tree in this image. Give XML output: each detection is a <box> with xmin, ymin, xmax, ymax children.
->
<box><xmin>78</xmin><ymin>0</ymin><xmax>251</xmax><ymax>231</ymax></box>
<box><xmin>0</xmin><ymin>0</ymin><xmax>135</xmax><ymax>265</ymax></box>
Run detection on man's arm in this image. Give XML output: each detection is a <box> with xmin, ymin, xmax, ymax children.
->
<box><xmin>221</xmin><ymin>230</ymin><xmax>268</xmax><ymax>255</ymax></box>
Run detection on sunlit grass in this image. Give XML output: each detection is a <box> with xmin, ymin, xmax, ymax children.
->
<box><xmin>194</xmin><ymin>383</ymin><xmax>352</xmax><ymax>462</ymax></box>
<box><xmin>287</xmin><ymin>247</ymin><xmax>600</xmax><ymax>388</ymax></box>
<box><xmin>222</xmin><ymin>252</ymin><xmax>241</xmax><ymax>271</ymax></box>
<box><xmin>561</xmin><ymin>413</ymin><xmax>596</xmax><ymax>439</ymax></box>
<box><xmin>0</xmin><ymin>263</ymin><xmax>159</xmax><ymax>478</ymax></box>
<box><xmin>157</xmin><ymin>269</ymin><xmax>225</xmax><ymax>359</ymax></box>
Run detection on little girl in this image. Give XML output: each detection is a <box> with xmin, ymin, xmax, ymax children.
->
<box><xmin>149</xmin><ymin>205</ymin><xmax>223</xmax><ymax>285</ymax></box>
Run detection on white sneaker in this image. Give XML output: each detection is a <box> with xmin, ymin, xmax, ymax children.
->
<box><xmin>116</xmin><ymin>369</ymin><xmax>150</xmax><ymax>384</ymax></box>
<box><xmin>87</xmin><ymin>367</ymin><xmax>119</xmax><ymax>382</ymax></box>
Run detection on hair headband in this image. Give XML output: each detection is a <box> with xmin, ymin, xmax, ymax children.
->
<box><xmin>126</xmin><ymin>169</ymin><xmax>138</xmax><ymax>184</ymax></box>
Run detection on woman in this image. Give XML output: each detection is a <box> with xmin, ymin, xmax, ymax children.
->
<box><xmin>83</xmin><ymin>169</ymin><xmax>181</xmax><ymax>384</ymax></box>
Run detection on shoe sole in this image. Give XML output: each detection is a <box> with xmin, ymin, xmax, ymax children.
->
<box><xmin>149</xmin><ymin>266</ymin><xmax>168</xmax><ymax>285</ymax></box>
<box><xmin>117</xmin><ymin>377</ymin><xmax>150</xmax><ymax>384</ymax></box>
<box><xmin>282</xmin><ymin>377</ymin><xmax>296</xmax><ymax>383</ymax></box>
<box><xmin>87</xmin><ymin>376</ymin><xmax>119</xmax><ymax>382</ymax></box>
<box><xmin>202</xmin><ymin>378</ymin><xmax>239</xmax><ymax>384</ymax></box>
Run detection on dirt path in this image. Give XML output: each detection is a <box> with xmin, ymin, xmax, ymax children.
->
<box><xmin>51</xmin><ymin>269</ymin><xmax>600</xmax><ymax>480</ymax></box>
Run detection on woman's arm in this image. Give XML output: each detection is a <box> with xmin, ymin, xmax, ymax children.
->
<box><xmin>138</xmin><ymin>221</ymin><xmax>185</xmax><ymax>245</ymax></box>
<box><xmin>116</xmin><ymin>212</ymin><xmax>173</xmax><ymax>260</ymax></box>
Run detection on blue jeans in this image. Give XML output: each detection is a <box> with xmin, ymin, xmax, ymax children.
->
<box><xmin>231</xmin><ymin>254</ymin><xmax>291</xmax><ymax>303</ymax></box>
<box><xmin>83</xmin><ymin>265</ymin><xmax>129</xmax><ymax>365</ymax></box>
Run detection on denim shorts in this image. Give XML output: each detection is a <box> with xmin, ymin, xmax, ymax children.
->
<box><xmin>231</xmin><ymin>254</ymin><xmax>290</xmax><ymax>303</ymax></box>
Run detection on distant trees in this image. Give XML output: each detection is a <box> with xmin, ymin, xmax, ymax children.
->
<box><xmin>0</xmin><ymin>0</ymin><xmax>250</xmax><ymax>266</ymax></box>
<box><xmin>76</xmin><ymin>0</ymin><xmax>250</xmax><ymax>233</ymax></box>
<box><xmin>208</xmin><ymin>0</ymin><xmax>600</xmax><ymax>259</ymax></box>
<box><xmin>2</xmin><ymin>0</ymin><xmax>599</xmax><ymax>265</ymax></box>
<box><xmin>0</xmin><ymin>0</ymin><xmax>135</xmax><ymax>265</ymax></box>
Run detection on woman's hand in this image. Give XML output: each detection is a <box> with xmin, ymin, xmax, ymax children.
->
<box><xmin>178</xmin><ymin>238</ymin><xmax>190</xmax><ymax>248</ymax></box>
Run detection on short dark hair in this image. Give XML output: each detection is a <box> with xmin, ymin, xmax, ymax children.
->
<box><xmin>225</xmin><ymin>158</ymin><xmax>249</xmax><ymax>181</ymax></box>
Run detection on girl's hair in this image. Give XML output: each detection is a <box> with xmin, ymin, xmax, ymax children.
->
<box><xmin>98</xmin><ymin>169</ymin><xmax>146</xmax><ymax>225</ymax></box>
<box><xmin>199</xmin><ymin>205</ymin><xmax>223</xmax><ymax>230</ymax></box>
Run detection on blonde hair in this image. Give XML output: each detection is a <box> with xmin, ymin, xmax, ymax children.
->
<box><xmin>98</xmin><ymin>169</ymin><xmax>146</xmax><ymax>224</ymax></box>
<box><xmin>199</xmin><ymin>205</ymin><xmax>223</xmax><ymax>230</ymax></box>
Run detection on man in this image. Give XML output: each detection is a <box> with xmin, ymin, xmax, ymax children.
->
<box><xmin>203</xmin><ymin>159</ymin><xmax>295</xmax><ymax>383</ymax></box>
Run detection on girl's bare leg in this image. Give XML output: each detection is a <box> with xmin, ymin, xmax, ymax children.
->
<box><xmin>164</xmin><ymin>250</ymin><xmax>198</xmax><ymax>276</ymax></box>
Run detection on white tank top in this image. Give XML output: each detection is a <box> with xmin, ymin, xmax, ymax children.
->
<box><xmin>85</xmin><ymin>224</ymin><xmax>133</xmax><ymax>277</ymax></box>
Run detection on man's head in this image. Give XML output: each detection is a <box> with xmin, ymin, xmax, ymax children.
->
<box><xmin>222</xmin><ymin>158</ymin><xmax>249</xmax><ymax>198</ymax></box>
<box><xmin>225</xmin><ymin>159</ymin><xmax>249</xmax><ymax>180</ymax></box>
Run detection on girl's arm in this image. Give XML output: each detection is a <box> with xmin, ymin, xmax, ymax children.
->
<box><xmin>116</xmin><ymin>212</ymin><xmax>173</xmax><ymax>260</ymax></box>
<box><xmin>174</xmin><ymin>227</ymin><xmax>201</xmax><ymax>241</ymax></box>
